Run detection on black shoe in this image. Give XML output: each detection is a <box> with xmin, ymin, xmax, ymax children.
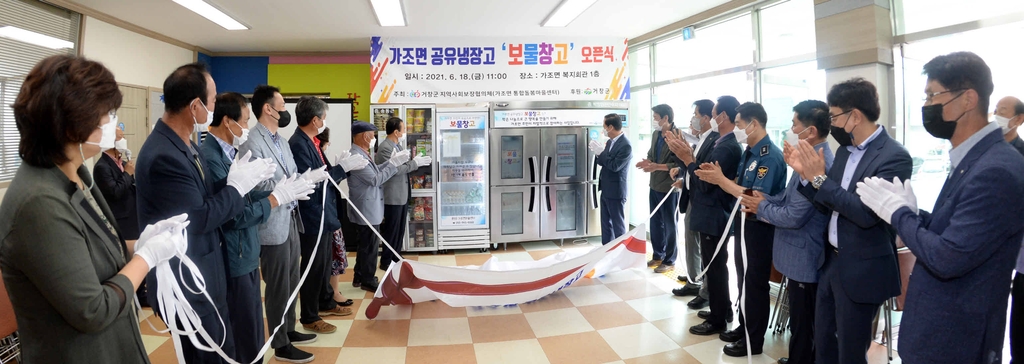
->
<box><xmin>287</xmin><ymin>331</ymin><xmax>317</xmax><ymax>345</ymax></box>
<box><xmin>698</xmin><ymin>310</ymin><xmax>734</xmax><ymax>322</ymax></box>
<box><xmin>677</xmin><ymin>275</ymin><xmax>688</xmax><ymax>283</ymax></box>
<box><xmin>720</xmin><ymin>328</ymin><xmax>744</xmax><ymax>343</ymax></box>
<box><xmin>687</xmin><ymin>296</ymin><xmax>709</xmax><ymax>309</ymax></box>
<box><xmin>723</xmin><ymin>338</ymin><xmax>762</xmax><ymax>357</ymax></box>
<box><xmin>778</xmin><ymin>358</ymin><xmax>789</xmax><ymax>364</ymax></box>
<box><xmin>274</xmin><ymin>344</ymin><xmax>315</xmax><ymax>363</ymax></box>
<box><xmin>672</xmin><ymin>284</ymin><xmax>701</xmax><ymax>297</ymax></box>
<box><xmin>360</xmin><ymin>277</ymin><xmax>380</xmax><ymax>292</ymax></box>
<box><xmin>336</xmin><ymin>299</ymin><xmax>355</xmax><ymax>307</ymax></box>
<box><xmin>689</xmin><ymin>321</ymin><xmax>726</xmax><ymax>336</ymax></box>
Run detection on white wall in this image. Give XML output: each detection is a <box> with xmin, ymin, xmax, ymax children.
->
<box><xmin>82</xmin><ymin>17</ymin><xmax>193</xmax><ymax>88</ymax></box>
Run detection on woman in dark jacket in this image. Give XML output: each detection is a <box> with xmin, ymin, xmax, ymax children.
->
<box><xmin>0</xmin><ymin>55</ymin><xmax>180</xmax><ymax>363</ymax></box>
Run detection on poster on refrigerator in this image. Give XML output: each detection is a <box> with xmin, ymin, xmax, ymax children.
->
<box><xmin>370</xmin><ymin>37</ymin><xmax>631</xmax><ymax>103</ymax></box>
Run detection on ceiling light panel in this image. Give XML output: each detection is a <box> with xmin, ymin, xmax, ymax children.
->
<box><xmin>172</xmin><ymin>0</ymin><xmax>249</xmax><ymax>30</ymax></box>
<box><xmin>370</xmin><ymin>0</ymin><xmax>407</xmax><ymax>27</ymax></box>
<box><xmin>0</xmin><ymin>26</ymin><xmax>74</xmax><ymax>49</ymax></box>
<box><xmin>543</xmin><ymin>0</ymin><xmax>598</xmax><ymax>27</ymax></box>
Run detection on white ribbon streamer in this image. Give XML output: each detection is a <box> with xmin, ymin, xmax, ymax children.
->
<box><xmin>693</xmin><ymin>198</ymin><xmax>742</xmax><ymax>280</ymax></box>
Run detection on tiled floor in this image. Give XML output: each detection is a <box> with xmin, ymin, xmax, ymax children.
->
<box><xmin>139</xmin><ymin>238</ymin><xmax>902</xmax><ymax>364</ymax></box>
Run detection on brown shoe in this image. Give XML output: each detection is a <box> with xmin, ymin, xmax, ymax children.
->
<box><xmin>654</xmin><ymin>264</ymin><xmax>674</xmax><ymax>273</ymax></box>
<box><xmin>319</xmin><ymin>305</ymin><xmax>353</xmax><ymax>317</ymax></box>
<box><xmin>302</xmin><ymin>320</ymin><xmax>337</xmax><ymax>334</ymax></box>
<box><xmin>647</xmin><ymin>259</ymin><xmax>662</xmax><ymax>267</ymax></box>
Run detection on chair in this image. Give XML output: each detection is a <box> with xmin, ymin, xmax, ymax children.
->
<box><xmin>0</xmin><ymin>272</ymin><xmax>20</xmax><ymax>364</ymax></box>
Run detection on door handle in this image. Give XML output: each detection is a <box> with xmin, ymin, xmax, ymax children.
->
<box><xmin>591</xmin><ymin>155</ymin><xmax>598</xmax><ymax>180</ymax></box>
<box><xmin>528</xmin><ymin>187</ymin><xmax>535</xmax><ymax>212</ymax></box>
<box><xmin>545</xmin><ymin>186</ymin><xmax>552</xmax><ymax>212</ymax></box>
<box><xmin>528</xmin><ymin>156</ymin><xmax>537</xmax><ymax>183</ymax></box>
<box><xmin>591</xmin><ymin>184</ymin><xmax>599</xmax><ymax>209</ymax></box>
<box><xmin>545</xmin><ymin>156</ymin><xmax>552</xmax><ymax>183</ymax></box>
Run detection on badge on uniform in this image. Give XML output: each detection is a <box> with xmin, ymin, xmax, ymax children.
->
<box><xmin>760</xmin><ymin>145</ymin><xmax>769</xmax><ymax>156</ymax></box>
<box><xmin>747</xmin><ymin>160</ymin><xmax>758</xmax><ymax>172</ymax></box>
<box><xmin>757</xmin><ymin>166</ymin><xmax>769</xmax><ymax>179</ymax></box>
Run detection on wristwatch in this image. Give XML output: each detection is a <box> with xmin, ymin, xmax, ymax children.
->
<box><xmin>812</xmin><ymin>175</ymin><xmax>827</xmax><ymax>189</ymax></box>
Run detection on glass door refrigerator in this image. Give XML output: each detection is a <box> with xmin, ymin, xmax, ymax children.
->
<box><xmin>435</xmin><ymin>104</ymin><xmax>491</xmax><ymax>252</ymax></box>
<box><xmin>371</xmin><ymin>104</ymin><xmax>438</xmax><ymax>253</ymax></box>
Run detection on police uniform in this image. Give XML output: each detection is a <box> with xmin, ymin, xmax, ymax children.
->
<box><xmin>726</xmin><ymin>135</ymin><xmax>786</xmax><ymax>352</ymax></box>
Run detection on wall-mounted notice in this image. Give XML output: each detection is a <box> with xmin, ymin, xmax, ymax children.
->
<box><xmin>370</xmin><ymin>37</ymin><xmax>631</xmax><ymax>104</ymax></box>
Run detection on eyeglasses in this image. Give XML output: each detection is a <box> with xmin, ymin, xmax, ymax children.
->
<box><xmin>829</xmin><ymin>110</ymin><xmax>852</xmax><ymax>122</ymax></box>
<box><xmin>923</xmin><ymin>89</ymin><xmax>965</xmax><ymax>103</ymax></box>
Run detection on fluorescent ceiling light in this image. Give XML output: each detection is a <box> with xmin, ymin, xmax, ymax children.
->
<box><xmin>0</xmin><ymin>26</ymin><xmax>73</xmax><ymax>49</ymax></box>
<box><xmin>543</xmin><ymin>0</ymin><xmax>598</xmax><ymax>27</ymax></box>
<box><xmin>370</xmin><ymin>0</ymin><xmax>407</xmax><ymax>27</ymax></box>
<box><xmin>172</xmin><ymin>0</ymin><xmax>248</xmax><ymax>30</ymax></box>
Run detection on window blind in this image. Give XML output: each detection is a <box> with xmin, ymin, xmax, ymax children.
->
<box><xmin>0</xmin><ymin>0</ymin><xmax>80</xmax><ymax>181</ymax></box>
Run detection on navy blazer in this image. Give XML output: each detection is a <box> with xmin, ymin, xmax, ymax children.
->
<box><xmin>673</xmin><ymin>131</ymin><xmax>720</xmax><ymax>213</ymax></box>
<box><xmin>596</xmin><ymin>135</ymin><xmax>632</xmax><ymax>199</ymax></box>
<box><xmin>289</xmin><ymin>130</ymin><xmax>348</xmax><ymax>233</ymax></box>
<box><xmin>135</xmin><ymin>120</ymin><xmax>244</xmax><ymax>315</ymax></box>
<box><xmin>93</xmin><ymin>153</ymin><xmax>139</xmax><ymax>239</ymax></box>
<box><xmin>685</xmin><ymin>132</ymin><xmax>742</xmax><ymax>237</ymax></box>
<box><xmin>797</xmin><ymin>128</ymin><xmax>912</xmax><ymax>305</ymax></box>
<box><xmin>892</xmin><ymin>129</ymin><xmax>1024</xmax><ymax>364</ymax></box>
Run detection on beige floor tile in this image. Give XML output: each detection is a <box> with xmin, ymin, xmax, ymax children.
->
<box><xmin>604</xmin><ymin>281</ymin><xmax>672</xmax><ymax>301</ymax></box>
<box><xmin>468</xmin><ymin>314</ymin><xmax>537</xmax><ymax>343</ymax></box>
<box><xmin>577</xmin><ymin>302</ymin><xmax>648</xmax><ymax>330</ymax></box>
<box><xmin>650</xmin><ymin>313</ymin><xmax>720</xmax><ymax>348</ymax></box>
<box><xmin>528</xmin><ymin>250</ymin><xmax>561</xmax><ymax>260</ymax></box>
<box><xmin>466</xmin><ymin>304</ymin><xmax>523</xmax><ymax>317</ymax></box>
<box><xmin>140</xmin><ymin>334</ymin><xmax>168</xmax><ymax>355</ymax></box>
<box><xmin>682</xmin><ymin>338</ymin><xmax>776</xmax><ymax>364</ymax></box>
<box><xmin>538</xmin><ymin>331</ymin><xmax>622</xmax><ymax>364</ymax></box>
<box><xmin>598</xmin><ymin>323</ymin><xmax>681</xmax><ymax>360</ymax></box>
<box><xmin>524</xmin><ymin>307</ymin><xmax>595</xmax><ymax>338</ymax></box>
<box><xmin>343</xmin><ymin>320</ymin><xmax>411</xmax><ymax>347</ymax></box>
<box><xmin>495</xmin><ymin>243</ymin><xmax>528</xmax><ymax>253</ymax></box>
<box><xmin>623</xmin><ymin>348</ymin><xmax>702</xmax><ymax>364</ymax></box>
<box><xmin>416</xmin><ymin>255</ymin><xmax>458</xmax><ymax>266</ymax></box>
<box><xmin>596</xmin><ymin>269</ymin><xmax>643</xmax><ymax>284</ymax></box>
<box><xmin>474</xmin><ymin>339</ymin><xmax>551</xmax><ymax>364</ymax></box>
<box><xmin>561</xmin><ymin>284</ymin><xmax>623</xmax><ymax>307</ymax></box>
<box><xmin>410</xmin><ymin>299</ymin><xmax>470</xmax><ymax>319</ymax></box>
<box><xmin>455</xmin><ymin>254</ymin><xmax>493</xmax><ymax>267</ymax></box>
<box><xmin>518</xmin><ymin>291</ymin><xmax>576</xmax><ymax>313</ymax></box>
<box><xmin>407</xmin><ymin>318</ymin><xmax>474</xmax><ymax>346</ymax></box>
<box><xmin>625</xmin><ymin>294</ymin><xmax>696</xmax><ymax>322</ymax></box>
<box><xmin>354</xmin><ymin>299</ymin><xmax>413</xmax><ymax>320</ymax></box>
<box><xmin>336</xmin><ymin>347</ymin><xmax>406</xmax><ymax>364</ymax></box>
<box><xmin>519</xmin><ymin>241</ymin><xmax>561</xmax><ymax>251</ymax></box>
<box><xmin>298</xmin><ymin>320</ymin><xmax>352</xmax><ymax>347</ymax></box>
<box><xmin>406</xmin><ymin>344</ymin><xmax>478</xmax><ymax>364</ymax></box>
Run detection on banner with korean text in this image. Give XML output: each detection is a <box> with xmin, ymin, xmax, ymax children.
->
<box><xmin>370</xmin><ymin>36</ymin><xmax>631</xmax><ymax>104</ymax></box>
<box><xmin>364</xmin><ymin>224</ymin><xmax>647</xmax><ymax>319</ymax></box>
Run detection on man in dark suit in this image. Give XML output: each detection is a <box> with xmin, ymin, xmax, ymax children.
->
<box><xmin>857</xmin><ymin>52</ymin><xmax>1024</xmax><ymax>364</ymax></box>
<box><xmin>667</xmin><ymin>99</ymin><xmax>719</xmax><ymax>311</ymax></box>
<box><xmin>135</xmin><ymin>63</ymin><xmax>275</xmax><ymax>363</ymax></box>
<box><xmin>790</xmin><ymin>78</ymin><xmax>912</xmax><ymax>364</ymax></box>
<box><xmin>636</xmin><ymin>104</ymin><xmax>680</xmax><ymax>273</ymax></box>
<box><xmin>591</xmin><ymin>113</ymin><xmax>632</xmax><ymax>245</ymax></box>
<box><xmin>676</xmin><ymin>96</ymin><xmax>744</xmax><ymax>336</ymax></box>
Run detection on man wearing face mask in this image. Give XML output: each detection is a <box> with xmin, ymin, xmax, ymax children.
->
<box><xmin>994</xmin><ymin>96</ymin><xmax>1024</xmax><ymax>151</ymax></box>
<box><xmin>787</xmin><ymin>78</ymin><xmax>911</xmax><ymax>364</ymax></box>
<box><xmin>996</xmin><ymin>96</ymin><xmax>1024</xmax><ymax>362</ymax></box>
<box><xmin>693</xmin><ymin>102</ymin><xmax>786</xmax><ymax>357</ymax></box>
<box><xmin>290</xmin><ymin>97</ymin><xmax>370</xmax><ymax>334</ymax></box>
<box><xmin>666</xmin><ymin>99</ymin><xmax>717</xmax><ymax>311</ymax></box>
<box><xmin>854</xmin><ymin>52</ymin><xmax>1024</xmax><ymax>364</ymax></box>
<box><xmin>94</xmin><ymin>124</ymin><xmax>147</xmax><ymax>306</ymax></box>
<box><xmin>737</xmin><ymin>100</ymin><xmax>832</xmax><ymax>364</ymax></box>
<box><xmin>349</xmin><ymin>121</ymin><xmax>414</xmax><ymax>292</ymax></box>
<box><xmin>199</xmin><ymin>92</ymin><xmax>316</xmax><ymax>363</ymax></box>
<box><xmin>590</xmin><ymin>113</ymin><xmax>632</xmax><ymax>245</ymax></box>
<box><xmin>636</xmin><ymin>104</ymin><xmax>680</xmax><ymax>273</ymax></box>
<box><xmin>376</xmin><ymin>117</ymin><xmax>429</xmax><ymax>270</ymax></box>
<box><xmin>136</xmin><ymin>63</ymin><xmax>277</xmax><ymax>363</ymax></box>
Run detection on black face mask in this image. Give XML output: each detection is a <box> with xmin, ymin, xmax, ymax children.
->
<box><xmin>273</xmin><ymin>108</ymin><xmax>292</xmax><ymax>128</ymax></box>
<box><xmin>830</xmin><ymin>113</ymin><xmax>855</xmax><ymax>147</ymax></box>
<box><xmin>922</xmin><ymin>91</ymin><xmax>966</xmax><ymax>140</ymax></box>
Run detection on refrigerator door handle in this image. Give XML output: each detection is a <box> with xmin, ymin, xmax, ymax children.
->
<box><xmin>545</xmin><ymin>186</ymin><xmax>552</xmax><ymax>212</ymax></box>
<box><xmin>545</xmin><ymin>156</ymin><xmax>553</xmax><ymax>183</ymax></box>
<box><xmin>591</xmin><ymin>154</ymin><xmax>598</xmax><ymax>180</ymax></box>
<box><xmin>528</xmin><ymin>156</ymin><xmax>537</xmax><ymax>183</ymax></box>
<box><xmin>591</xmin><ymin>184</ymin><xmax>599</xmax><ymax>209</ymax></box>
<box><xmin>528</xmin><ymin>186</ymin><xmax>535</xmax><ymax>212</ymax></box>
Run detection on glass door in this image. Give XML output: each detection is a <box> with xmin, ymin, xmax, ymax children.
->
<box><xmin>489</xmin><ymin>185</ymin><xmax>540</xmax><ymax>243</ymax></box>
<box><xmin>371</xmin><ymin>105</ymin><xmax>401</xmax><ymax>155</ymax></box>
<box><xmin>437</xmin><ymin>112</ymin><xmax>489</xmax><ymax>230</ymax></box>
<box><xmin>405</xmin><ymin>105</ymin><xmax>435</xmax><ymax>195</ymax></box>
<box><xmin>540</xmin><ymin>183</ymin><xmax>586</xmax><ymax>239</ymax></box>
<box><xmin>406</xmin><ymin>192</ymin><xmax>436</xmax><ymax>251</ymax></box>
<box><xmin>488</xmin><ymin>128</ymin><xmax>541</xmax><ymax>187</ymax></box>
<box><xmin>539</xmin><ymin>127</ymin><xmax>587</xmax><ymax>184</ymax></box>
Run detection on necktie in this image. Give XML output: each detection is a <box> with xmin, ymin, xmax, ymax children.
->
<box><xmin>193</xmin><ymin>155</ymin><xmax>205</xmax><ymax>180</ymax></box>
<box><xmin>605</xmin><ymin>139</ymin><xmax>612</xmax><ymax>151</ymax></box>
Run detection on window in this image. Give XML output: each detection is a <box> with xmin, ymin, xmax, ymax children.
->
<box><xmin>758</xmin><ymin>0</ymin><xmax>816</xmax><ymax>62</ymax></box>
<box><xmin>0</xmin><ymin>0</ymin><xmax>81</xmax><ymax>182</ymax></box>
<box><xmin>897</xmin><ymin>0</ymin><xmax>1024</xmax><ymax>35</ymax></box>
<box><xmin>759</xmin><ymin>61</ymin><xmax>825</xmax><ymax>150</ymax></box>
<box><xmin>654</xmin><ymin>14</ymin><xmax>754</xmax><ymax>81</ymax></box>
<box><xmin>629</xmin><ymin>47</ymin><xmax>651</xmax><ymax>87</ymax></box>
<box><xmin>654</xmin><ymin>71</ymin><xmax>756</xmax><ymax>124</ymax></box>
<box><xmin>627</xmin><ymin>88</ymin><xmax>652</xmax><ymax>226</ymax></box>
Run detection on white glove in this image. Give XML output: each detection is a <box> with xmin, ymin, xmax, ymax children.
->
<box><xmin>388</xmin><ymin>149</ymin><xmax>411</xmax><ymax>167</ymax></box>
<box><xmin>878</xmin><ymin>176</ymin><xmax>918</xmax><ymax>213</ymax></box>
<box><xmin>299</xmin><ymin>166</ymin><xmax>329</xmax><ymax>184</ymax></box>
<box><xmin>134</xmin><ymin>214</ymin><xmax>190</xmax><ymax>270</ymax></box>
<box><xmin>332</xmin><ymin>150</ymin><xmax>352</xmax><ymax>166</ymax></box>
<box><xmin>412</xmin><ymin>156</ymin><xmax>431</xmax><ymax>168</ymax></box>
<box><xmin>272</xmin><ymin>174</ymin><xmax>315</xmax><ymax>205</ymax></box>
<box><xmin>226</xmin><ymin>151</ymin><xmax>276</xmax><ymax>196</ymax></box>
<box><xmin>589</xmin><ymin>140</ymin><xmax>605</xmax><ymax>155</ymax></box>
<box><xmin>339</xmin><ymin>155</ymin><xmax>370</xmax><ymax>171</ymax></box>
<box><xmin>855</xmin><ymin>177</ymin><xmax>914</xmax><ymax>224</ymax></box>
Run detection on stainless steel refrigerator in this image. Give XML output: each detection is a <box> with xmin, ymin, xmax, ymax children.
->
<box><xmin>488</xmin><ymin>101</ymin><xmax>629</xmax><ymax>245</ymax></box>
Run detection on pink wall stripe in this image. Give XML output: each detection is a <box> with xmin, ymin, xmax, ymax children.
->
<box><xmin>269</xmin><ymin>55</ymin><xmax>368</xmax><ymax>64</ymax></box>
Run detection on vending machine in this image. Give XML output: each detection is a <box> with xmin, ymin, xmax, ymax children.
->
<box><xmin>371</xmin><ymin>104</ymin><xmax>438</xmax><ymax>253</ymax></box>
<box><xmin>435</xmin><ymin>104</ymin><xmax>491</xmax><ymax>251</ymax></box>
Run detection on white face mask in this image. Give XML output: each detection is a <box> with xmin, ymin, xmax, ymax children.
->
<box><xmin>785</xmin><ymin>126</ymin><xmax>812</xmax><ymax>147</ymax></box>
<box><xmin>230</xmin><ymin>121</ymin><xmax>249</xmax><ymax>148</ymax></box>
<box><xmin>317</xmin><ymin>118</ymin><xmax>327</xmax><ymax>135</ymax></box>
<box><xmin>192</xmin><ymin>99</ymin><xmax>213</xmax><ymax>132</ymax></box>
<box><xmin>370</xmin><ymin>137</ymin><xmax>378</xmax><ymax>147</ymax></box>
<box><xmin>690</xmin><ymin>116</ymin><xmax>702</xmax><ymax>133</ymax></box>
<box><xmin>114</xmin><ymin>138</ymin><xmax>128</xmax><ymax>152</ymax></box>
<box><xmin>995</xmin><ymin>115</ymin><xmax>1013</xmax><ymax>134</ymax></box>
<box><xmin>733</xmin><ymin>124</ymin><xmax>750</xmax><ymax>143</ymax></box>
<box><xmin>87</xmin><ymin>117</ymin><xmax>117</xmax><ymax>150</ymax></box>
<box><xmin>711</xmin><ymin>114</ymin><xmax>723</xmax><ymax>133</ymax></box>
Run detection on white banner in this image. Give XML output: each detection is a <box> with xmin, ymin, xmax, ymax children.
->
<box><xmin>492</xmin><ymin>109</ymin><xmax>628</xmax><ymax>128</ymax></box>
<box><xmin>370</xmin><ymin>37</ymin><xmax>631</xmax><ymax>104</ymax></box>
<box><xmin>364</xmin><ymin>224</ymin><xmax>647</xmax><ymax>318</ymax></box>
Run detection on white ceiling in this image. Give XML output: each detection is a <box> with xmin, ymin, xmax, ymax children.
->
<box><xmin>69</xmin><ymin>0</ymin><xmax>732</xmax><ymax>53</ymax></box>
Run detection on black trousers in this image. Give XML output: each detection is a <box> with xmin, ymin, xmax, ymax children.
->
<box><xmin>600</xmin><ymin>196</ymin><xmax>627</xmax><ymax>245</ymax></box>
<box><xmin>787</xmin><ymin>279</ymin><xmax>817</xmax><ymax>364</ymax></box>
<box><xmin>380</xmin><ymin>204</ymin><xmax>408</xmax><ymax>270</ymax></box>
<box><xmin>1011</xmin><ymin>272</ymin><xmax>1024</xmax><ymax>363</ymax></box>
<box><xmin>733</xmin><ymin>218</ymin><xmax>775</xmax><ymax>350</ymax></box>
<box><xmin>298</xmin><ymin>230</ymin><xmax>336</xmax><ymax>324</ymax></box>
<box><xmin>815</xmin><ymin>248</ymin><xmax>880</xmax><ymax>364</ymax></box>
<box><xmin>700</xmin><ymin>232</ymin><xmax>732</xmax><ymax>326</ymax></box>
<box><xmin>178</xmin><ymin>310</ymin><xmax>235</xmax><ymax>364</ymax></box>
<box><xmin>353</xmin><ymin>224</ymin><xmax>381</xmax><ymax>285</ymax></box>
<box><xmin>226</xmin><ymin>268</ymin><xmax>264</xmax><ymax>363</ymax></box>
